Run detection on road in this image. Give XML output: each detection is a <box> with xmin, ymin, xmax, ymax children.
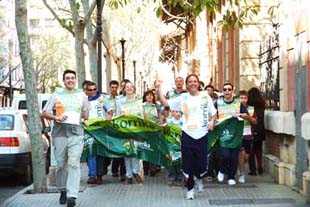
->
<box><xmin>0</xmin><ymin>175</ymin><xmax>25</xmax><ymax>205</ymax></box>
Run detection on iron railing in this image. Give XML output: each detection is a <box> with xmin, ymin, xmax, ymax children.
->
<box><xmin>258</xmin><ymin>25</ymin><xmax>280</xmax><ymax>110</ymax></box>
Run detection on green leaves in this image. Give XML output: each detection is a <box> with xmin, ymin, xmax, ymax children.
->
<box><xmin>155</xmin><ymin>7</ymin><xmax>163</xmax><ymax>18</ymax></box>
<box><xmin>74</xmin><ymin>2</ymin><xmax>80</xmax><ymax>10</ymax></box>
<box><xmin>108</xmin><ymin>0</ymin><xmax>131</xmax><ymax>9</ymax></box>
<box><xmin>155</xmin><ymin>0</ymin><xmax>260</xmax><ymax>31</ymax></box>
<box><xmin>267</xmin><ymin>5</ymin><xmax>276</xmax><ymax>18</ymax></box>
<box><xmin>59</xmin><ymin>18</ymin><xmax>74</xmax><ymax>32</ymax></box>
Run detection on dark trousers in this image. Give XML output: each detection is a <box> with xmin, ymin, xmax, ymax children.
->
<box><xmin>181</xmin><ymin>132</ymin><xmax>208</xmax><ymax>190</ymax></box>
<box><xmin>104</xmin><ymin>157</ymin><xmax>126</xmax><ymax>176</ymax></box>
<box><xmin>207</xmin><ymin>144</ymin><xmax>220</xmax><ymax>177</ymax></box>
<box><xmin>143</xmin><ymin>161</ymin><xmax>157</xmax><ymax>174</ymax></box>
<box><xmin>219</xmin><ymin>147</ymin><xmax>239</xmax><ymax>180</ymax></box>
<box><xmin>249</xmin><ymin>140</ymin><xmax>263</xmax><ymax>174</ymax></box>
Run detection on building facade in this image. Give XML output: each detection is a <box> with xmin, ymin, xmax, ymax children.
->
<box><xmin>160</xmin><ymin>0</ymin><xmax>310</xmax><ymax>199</ymax></box>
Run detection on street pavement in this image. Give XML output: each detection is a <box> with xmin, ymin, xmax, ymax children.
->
<box><xmin>1</xmin><ymin>163</ymin><xmax>308</xmax><ymax>207</ymax></box>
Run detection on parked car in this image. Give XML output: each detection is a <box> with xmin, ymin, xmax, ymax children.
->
<box><xmin>0</xmin><ymin>110</ymin><xmax>50</xmax><ymax>185</ymax></box>
<box><xmin>11</xmin><ymin>94</ymin><xmax>51</xmax><ymax>111</ymax></box>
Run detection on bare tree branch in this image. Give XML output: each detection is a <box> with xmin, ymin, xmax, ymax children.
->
<box><xmin>84</xmin><ymin>0</ymin><xmax>97</xmax><ymax>22</ymax></box>
<box><xmin>0</xmin><ymin>66</ymin><xmax>18</xmax><ymax>85</ymax></box>
<box><xmin>42</xmin><ymin>0</ymin><xmax>75</xmax><ymax>36</ymax></box>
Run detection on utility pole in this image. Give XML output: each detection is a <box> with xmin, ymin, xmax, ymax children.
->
<box><xmin>96</xmin><ymin>0</ymin><xmax>103</xmax><ymax>93</ymax></box>
<box><xmin>8</xmin><ymin>40</ymin><xmax>13</xmax><ymax>106</ymax></box>
<box><xmin>133</xmin><ymin>60</ymin><xmax>136</xmax><ymax>85</ymax></box>
<box><xmin>120</xmin><ymin>38</ymin><xmax>126</xmax><ymax>80</ymax></box>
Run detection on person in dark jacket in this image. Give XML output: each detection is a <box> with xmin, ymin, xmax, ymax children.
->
<box><xmin>247</xmin><ymin>87</ymin><xmax>265</xmax><ymax>175</ymax></box>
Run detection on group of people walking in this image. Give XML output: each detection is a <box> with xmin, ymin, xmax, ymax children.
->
<box><xmin>41</xmin><ymin>69</ymin><xmax>265</xmax><ymax>206</ymax></box>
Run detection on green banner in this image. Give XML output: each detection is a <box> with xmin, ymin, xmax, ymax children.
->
<box><xmin>209</xmin><ymin>118</ymin><xmax>244</xmax><ymax>149</ymax></box>
<box><xmin>82</xmin><ymin>116</ymin><xmax>243</xmax><ymax>172</ymax></box>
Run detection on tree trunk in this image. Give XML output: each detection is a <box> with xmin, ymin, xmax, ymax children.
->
<box><xmin>82</xmin><ymin>0</ymin><xmax>97</xmax><ymax>83</ymax></box>
<box><xmin>74</xmin><ymin>22</ymin><xmax>86</xmax><ymax>87</ymax></box>
<box><xmin>15</xmin><ymin>0</ymin><xmax>47</xmax><ymax>193</ymax></box>
<box><xmin>102</xmin><ymin>18</ymin><xmax>120</xmax><ymax>83</ymax></box>
<box><xmin>69</xmin><ymin>0</ymin><xmax>86</xmax><ymax>87</ymax></box>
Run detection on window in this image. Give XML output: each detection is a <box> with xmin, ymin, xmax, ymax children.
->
<box><xmin>18</xmin><ymin>100</ymin><xmax>27</xmax><ymax>109</ymax></box>
<box><xmin>0</xmin><ymin>115</ymin><xmax>14</xmax><ymax>130</ymax></box>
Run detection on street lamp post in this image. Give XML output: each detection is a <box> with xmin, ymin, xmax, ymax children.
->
<box><xmin>139</xmin><ymin>71</ymin><xmax>143</xmax><ymax>95</ymax></box>
<box><xmin>96</xmin><ymin>0</ymin><xmax>103</xmax><ymax>93</ymax></box>
<box><xmin>119</xmin><ymin>38</ymin><xmax>126</xmax><ymax>80</ymax></box>
<box><xmin>133</xmin><ymin>60</ymin><xmax>136</xmax><ymax>85</ymax></box>
<box><xmin>8</xmin><ymin>40</ymin><xmax>13</xmax><ymax>105</ymax></box>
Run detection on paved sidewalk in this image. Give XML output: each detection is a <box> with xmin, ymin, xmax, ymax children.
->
<box><xmin>1</xmin><ymin>163</ymin><xmax>308</xmax><ymax>207</ymax></box>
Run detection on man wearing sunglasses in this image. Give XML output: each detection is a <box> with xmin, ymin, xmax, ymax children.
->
<box><xmin>86</xmin><ymin>82</ymin><xmax>105</xmax><ymax>185</ymax></box>
<box><xmin>216</xmin><ymin>83</ymin><xmax>252</xmax><ymax>185</ymax></box>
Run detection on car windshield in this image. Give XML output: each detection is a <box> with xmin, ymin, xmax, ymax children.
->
<box><xmin>0</xmin><ymin>115</ymin><xmax>14</xmax><ymax>130</ymax></box>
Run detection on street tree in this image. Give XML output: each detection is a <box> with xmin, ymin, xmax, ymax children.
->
<box><xmin>42</xmin><ymin>0</ymin><xmax>96</xmax><ymax>87</ymax></box>
<box><xmin>108</xmin><ymin>0</ymin><xmax>259</xmax><ymax>31</ymax></box>
<box><xmin>43</xmin><ymin>0</ymin><xmax>124</xmax><ymax>89</ymax></box>
<box><xmin>43</xmin><ymin>0</ymin><xmax>100</xmax><ymax>87</ymax></box>
<box><xmin>106</xmin><ymin>1</ymin><xmax>163</xmax><ymax>82</ymax></box>
<box><xmin>32</xmin><ymin>36</ymin><xmax>72</xmax><ymax>93</ymax></box>
<box><xmin>15</xmin><ymin>0</ymin><xmax>47</xmax><ymax>193</ymax></box>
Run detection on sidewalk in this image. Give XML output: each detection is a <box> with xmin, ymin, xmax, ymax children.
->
<box><xmin>1</xmin><ymin>163</ymin><xmax>308</xmax><ymax>207</ymax></box>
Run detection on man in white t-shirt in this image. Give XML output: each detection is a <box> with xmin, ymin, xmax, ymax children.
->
<box><xmin>42</xmin><ymin>70</ymin><xmax>89</xmax><ymax>207</ymax></box>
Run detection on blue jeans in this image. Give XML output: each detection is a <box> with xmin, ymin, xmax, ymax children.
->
<box><xmin>88</xmin><ymin>155</ymin><xmax>104</xmax><ymax>177</ymax></box>
<box><xmin>219</xmin><ymin>147</ymin><xmax>239</xmax><ymax>180</ymax></box>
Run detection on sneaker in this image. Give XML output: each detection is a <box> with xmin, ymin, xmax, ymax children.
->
<box><xmin>59</xmin><ymin>190</ymin><xmax>67</xmax><ymax>205</ymax></box>
<box><xmin>217</xmin><ymin>171</ymin><xmax>225</xmax><ymax>182</ymax></box>
<box><xmin>87</xmin><ymin>177</ymin><xmax>97</xmax><ymax>184</ymax></box>
<box><xmin>228</xmin><ymin>179</ymin><xmax>236</xmax><ymax>185</ymax></box>
<box><xmin>66</xmin><ymin>197</ymin><xmax>76</xmax><ymax>207</ymax></box>
<box><xmin>239</xmin><ymin>173</ymin><xmax>245</xmax><ymax>183</ymax></box>
<box><xmin>196</xmin><ymin>179</ymin><xmax>204</xmax><ymax>192</ymax></box>
<box><xmin>186</xmin><ymin>188</ymin><xmax>195</xmax><ymax>200</ymax></box>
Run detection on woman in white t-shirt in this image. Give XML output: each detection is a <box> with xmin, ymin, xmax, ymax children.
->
<box><xmin>155</xmin><ymin>74</ymin><xmax>217</xmax><ymax>200</ymax></box>
<box><xmin>115</xmin><ymin>81</ymin><xmax>143</xmax><ymax>185</ymax></box>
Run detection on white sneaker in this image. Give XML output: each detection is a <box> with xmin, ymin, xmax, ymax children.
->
<box><xmin>228</xmin><ymin>179</ymin><xmax>236</xmax><ymax>185</ymax></box>
<box><xmin>239</xmin><ymin>173</ymin><xmax>245</xmax><ymax>183</ymax></box>
<box><xmin>217</xmin><ymin>171</ymin><xmax>225</xmax><ymax>182</ymax></box>
<box><xmin>186</xmin><ymin>189</ymin><xmax>195</xmax><ymax>200</ymax></box>
<box><xmin>196</xmin><ymin>179</ymin><xmax>204</xmax><ymax>192</ymax></box>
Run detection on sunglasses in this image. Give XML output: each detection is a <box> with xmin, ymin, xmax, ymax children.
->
<box><xmin>88</xmin><ymin>88</ymin><xmax>97</xmax><ymax>91</ymax></box>
<box><xmin>223</xmin><ymin>88</ymin><xmax>232</xmax><ymax>92</ymax></box>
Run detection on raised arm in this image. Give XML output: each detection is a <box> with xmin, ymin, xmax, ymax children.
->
<box><xmin>154</xmin><ymin>80</ymin><xmax>169</xmax><ymax>107</ymax></box>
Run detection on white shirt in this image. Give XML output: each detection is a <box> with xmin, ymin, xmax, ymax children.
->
<box><xmin>168</xmin><ymin>91</ymin><xmax>217</xmax><ymax>139</ymax></box>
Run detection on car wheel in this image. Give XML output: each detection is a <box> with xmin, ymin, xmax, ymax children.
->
<box><xmin>20</xmin><ymin>164</ymin><xmax>33</xmax><ymax>186</ymax></box>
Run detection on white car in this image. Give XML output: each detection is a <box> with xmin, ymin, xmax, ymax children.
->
<box><xmin>11</xmin><ymin>93</ymin><xmax>51</xmax><ymax>111</ymax></box>
<box><xmin>0</xmin><ymin>110</ymin><xmax>50</xmax><ymax>185</ymax></box>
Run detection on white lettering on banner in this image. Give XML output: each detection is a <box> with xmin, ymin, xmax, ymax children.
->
<box><xmin>133</xmin><ymin>140</ymin><xmax>152</xmax><ymax>151</ymax></box>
